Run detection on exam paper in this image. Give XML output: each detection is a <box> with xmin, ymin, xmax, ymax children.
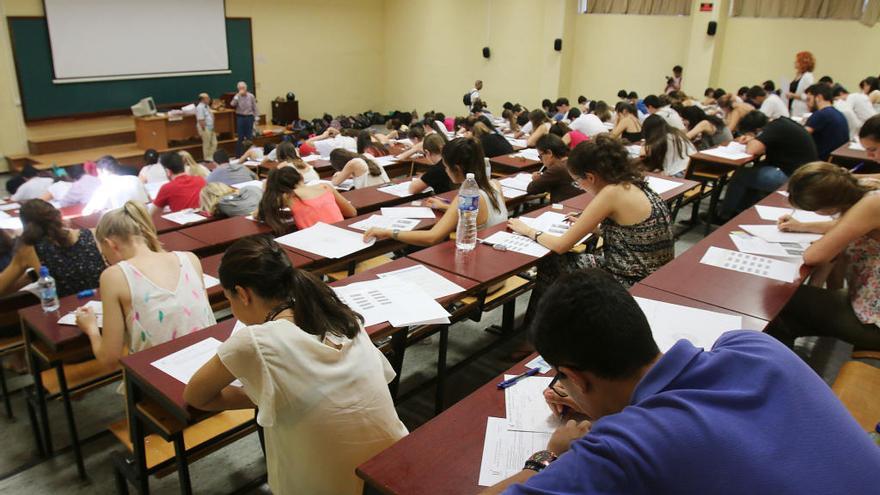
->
<box><xmin>729</xmin><ymin>232</ymin><xmax>807</xmax><ymax>259</ymax></box>
<box><xmin>635</xmin><ymin>297</ymin><xmax>746</xmax><ymax>352</ymax></box>
<box><xmin>519</xmin><ymin>212</ymin><xmax>592</xmax><ymax>245</ymax></box>
<box><xmin>348</xmin><ymin>215</ymin><xmax>421</xmax><ymax>232</ymax></box>
<box><xmin>370</xmin><ymin>155</ymin><xmax>399</xmax><ymax>168</ymax></box>
<box><xmin>379</xmin><ymin>207</ymin><xmax>435</xmax><ymax>219</ymax></box>
<box><xmin>646</xmin><ymin>176</ymin><xmax>680</xmax><ymax>195</ymax></box>
<box><xmin>739</xmin><ymin>224</ymin><xmax>822</xmax><ymax>244</ymax></box>
<box><xmin>276</xmin><ymin>222</ymin><xmax>374</xmax><ymax>258</ymax></box>
<box><xmin>161</xmin><ymin>209</ymin><xmax>205</xmax><ymax>225</ymax></box>
<box><xmin>700</xmin><ymin>246</ymin><xmax>800</xmax><ymax>283</ymax></box>
<box><xmin>0</xmin><ymin>202</ymin><xmax>20</xmax><ymax>211</ymax></box>
<box><xmin>500</xmin><ymin>174</ymin><xmax>533</xmax><ymax>191</ymax></box>
<box><xmin>506</xmin><ymin>137</ymin><xmax>528</xmax><ymax>148</ymax></box>
<box><xmin>0</xmin><ymin>217</ymin><xmax>23</xmax><ymax>230</ymax></box>
<box><xmin>0</xmin><ymin>210</ymin><xmax>9</xmax><ymax>219</ymax></box>
<box><xmin>242</xmin><ymin>160</ymin><xmax>262</xmax><ymax>168</ymax></box>
<box><xmin>482</xmin><ymin>231</ymin><xmax>550</xmax><ymax>257</ymax></box>
<box><xmin>512</xmin><ymin>149</ymin><xmax>540</xmax><ymax>161</ymax></box>
<box><xmin>57</xmin><ymin>300</ymin><xmax>103</xmax><ymax>327</ymax></box>
<box><xmin>501</xmin><ymin>187</ymin><xmax>528</xmax><ymax>199</ymax></box>
<box><xmin>753</xmin><ymin>205</ymin><xmax>832</xmax><ymax>223</ymax></box>
<box><xmin>231</xmin><ymin>180</ymin><xmax>264</xmax><ymax>190</ymax></box>
<box><xmin>333</xmin><ymin>278</ymin><xmax>450</xmax><ymax>327</ymax></box>
<box><xmin>478</xmin><ymin>417</ymin><xmax>551</xmax><ymax>486</ymax></box>
<box><xmin>376</xmin><ymin>264</ymin><xmax>465</xmax><ymax>299</ymax></box>
<box><xmin>504</xmin><ymin>375</ymin><xmax>559</xmax><ymax>433</ymax></box>
<box><xmin>700</xmin><ymin>143</ymin><xmax>752</xmax><ymax>161</ymax></box>
<box><xmin>144</xmin><ymin>181</ymin><xmax>168</xmax><ymax>200</ymax></box>
<box><xmin>301</xmin><ymin>154</ymin><xmax>323</xmax><ymax>163</ymax></box>
<box><xmin>151</xmin><ymin>337</ymin><xmax>242</xmax><ymax>387</ymax></box>
<box><xmin>525</xmin><ymin>355</ymin><xmax>551</xmax><ymax>373</ymax></box>
<box><xmin>850</xmin><ymin>141</ymin><xmax>866</xmax><ymax>151</ymax></box>
<box><xmin>202</xmin><ymin>274</ymin><xmax>220</xmax><ymax>289</ymax></box>
<box><xmin>378</xmin><ymin>181</ymin><xmax>432</xmax><ymax>197</ymax></box>
<box><xmin>625</xmin><ymin>145</ymin><xmax>642</xmax><ymax>158</ymax></box>
<box><xmin>231</xmin><ymin>320</ymin><xmax>246</xmax><ymax>335</ymax></box>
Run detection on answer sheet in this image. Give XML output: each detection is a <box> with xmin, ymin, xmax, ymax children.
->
<box><xmin>275</xmin><ymin>222</ymin><xmax>374</xmax><ymax>258</ymax></box>
<box><xmin>646</xmin><ymin>176</ymin><xmax>680</xmax><ymax>195</ymax></box>
<box><xmin>348</xmin><ymin>215</ymin><xmax>421</xmax><ymax>232</ymax></box>
<box><xmin>161</xmin><ymin>209</ymin><xmax>205</xmax><ymax>225</ymax></box>
<box><xmin>739</xmin><ymin>224</ymin><xmax>822</xmax><ymax>244</ymax></box>
<box><xmin>524</xmin><ymin>355</ymin><xmax>551</xmax><ymax>374</ymax></box>
<box><xmin>378</xmin><ymin>181</ymin><xmax>432</xmax><ymax>197</ymax></box>
<box><xmin>478</xmin><ymin>417</ymin><xmax>552</xmax><ymax>486</ymax></box>
<box><xmin>57</xmin><ymin>300</ymin><xmax>103</xmax><ymax>327</ymax></box>
<box><xmin>375</xmin><ymin>264</ymin><xmax>465</xmax><ymax>299</ymax></box>
<box><xmin>501</xmin><ymin>187</ymin><xmax>528</xmax><ymax>199</ymax></box>
<box><xmin>512</xmin><ymin>148</ymin><xmax>540</xmax><ymax>161</ymax></box>
<box><xmin>379</xmin><ymin>207</ymin><xmax>436</xmax><ymax>219</ymax></box>
<box><xmin>634</xmin><ymin>297</ymin><xmax>746</xmax><ymax>352</ymax></box>
<box><xmin>519</xmin><ymin>212</ymin><xmax>592</xmax><ymax>245</ymax></box>
<box><xmin>699</xmin><ymin>246</ymin><xmax>800</xmax><ymax>283</ymax></box>
<box><xmin>231</xmin><ymin>180</ymin><xmax>264</xmax><ymax>190</ymax></box>
<box><xmin>332</xmin><ymin>278</ymin><xmax>450</xmax><ymax>327</ymax></box>
<box><xmin>300</xmin><ymin>154</ymin><xmax>322</xmax><ymax>163</ymax></box>
<box><xmin>504</xmin><ymin>375</ymin><xmax>559</xmax><ymax>433</ymax></box>
<box><xmin>700</xmin><ymin>143</ymin><xmax>752</xmax><ymax>161</ymax></box>
<box><xmin>753</xmin><ymin>205</ymin><xmax>832</xmax><ymax>223</ymax></box>
<box><xmin>499</xmin><ymin>173</ymin><xmax>533</xmax><ymax>191</ymax></box>
<box><xmin>371</xmin><ymin>155</ymin><xmax>399</xmax><ymax>168</ymax></box>
<box><xmin>482</xmin><ymin>231</ymin><xmax>550</xmax><ymax>257</ymax></box>
<box><xmin>506</xmin><ymin>137</ymin><xmax>528</xmax><ymax>148</ymax></box>
<box><xmin>729</xmin><ymin>231</ymin><xmax>807</xmax><ymax>259</ymax></box>
<box><xmin>151</xmin><ymin>337</ymin><xmax>242</xmax><ymax>387</ymax></box>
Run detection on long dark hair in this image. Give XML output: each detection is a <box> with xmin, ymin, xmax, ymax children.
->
<box><xmin>258</xmin><ymin>167</ymin><xmax>301</xmax><ymax>235</ymax></box>
<box><xmin>567</xmin><ymin>134</ymin><xmax>643</xmax><ymax>185</ymax></box>
<box><xmin>219</xmin><ymin>235</ymin><xmax>362</xmax><ymax>339</ymax></box>
<box><xmin>356</xmin><ymin>130</ymin><xmax>388</xmax><ymax>154</ymax></box>
<box><xmin>678</xmin><ymin>106</ymin><xmax>725</xmax><ymax>133</ymax></box>
<box><xmin>275</xmin><ymin>141</ymin><xmax>299</xmax><ymax>162</ymax></box>
<box><xmin>20</xmin><ymin>199</ymin><xmax>70</xmax><ymax>247</ymax></box>
<box><xmin>441</xmin><ymin>138</ymin><xmax>501</xmax><ymax>212</ymax></box>
<box><xmin>641</xmin><ymin>114</ymin><xmax>690</xmax><ymax>173</ymax></box>
<box><xmin>788</xmin><ymin>162</ymin><xmax>873</xmax><ymax>213</ymax></box>
<box><xmin>329</xmin><ymin>149</ymin><xmax>382</xmax><ymax>177</ymax></box>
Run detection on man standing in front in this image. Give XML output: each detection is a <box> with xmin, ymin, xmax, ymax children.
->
<box><xmin>195</xmin><ymin>92</ymin><xmax>217</xmax><ymax>160</ymax></box>
<box><xmin>231</xmin><ymin>81</ymin><xmax>257</xmax><ymax>156</ymax></box>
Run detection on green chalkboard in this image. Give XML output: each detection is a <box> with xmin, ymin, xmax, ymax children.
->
<box><xmin>8</xmin><ymin>17</ymin><xmax>254</xmax><ymax>121</ymax></box>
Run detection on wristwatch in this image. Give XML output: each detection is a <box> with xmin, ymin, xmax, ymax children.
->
<box><xmin>523</xmin><ymin>450</ymin><xmax>558</xmax><ymax>473</ymax></box>
<box><xmin>532</xmin><ymin>230</ymin><xmax>544</xmax><ymax>241</ymax></box>
<box><xmin>392</xmin><ymin>228</ymin><xmax>401</xmax><ymax>240</ymax></box>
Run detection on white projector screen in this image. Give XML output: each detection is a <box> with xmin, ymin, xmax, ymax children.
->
<box><xmin>44</xmin><ymin>0</ymin><xmax>229</xmax><ymax>83</ymax></box>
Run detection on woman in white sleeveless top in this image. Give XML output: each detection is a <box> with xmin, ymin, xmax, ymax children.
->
<box><xmin>328</xmin><ymin>149</ymin><xmax>390</xmax><ymax>189</ymax></box>
<box><xmin>75</xmin><ymin>201</ymin><xmax>215</xmax><ymax>366</ymax></box>
<box><xmin>363</xmin><ymin>137</ymin><xmax>507</xmax><ymax>246</ymax></box>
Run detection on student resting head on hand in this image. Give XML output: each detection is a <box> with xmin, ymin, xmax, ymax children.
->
<box><xmin>183</xmin><ymin>235</ymin><xmax>407</xmax><ymax>495</ymax></box>
<box><xmin>257</xmin><ymin>166</ymin><xmax>355</xmax><ymax>235</ymax></box>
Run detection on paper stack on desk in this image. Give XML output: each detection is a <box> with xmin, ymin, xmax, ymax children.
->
<box><xmin>276</xmin><ymin>222</ymin><xmax>374</xmax><ymax>258</ymax></box>
<box><xmin>482</xmin><ymin>231</ymin><xmax>550</xmax><ymax>257</ymax></box>
<box><xmin>333</xmin><ymin>277</ymin><xmax>451</xmax><ymax>327</ymax></box>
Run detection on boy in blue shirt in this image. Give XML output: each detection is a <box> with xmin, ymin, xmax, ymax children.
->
<box><xmin>805</xmin><ymin>83</ymin><xmax>850</xmax><ymax>160</ymax></box>
<box><xmin>481</xmin><ymin>269</ymin><xmax>880</xmax><ymax>495</ymax></box>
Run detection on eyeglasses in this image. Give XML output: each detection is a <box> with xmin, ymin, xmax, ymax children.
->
<box><xmin>548</xmin><ymin>372</ymin><xmax>568</xmax><ymax>398</ymax></box>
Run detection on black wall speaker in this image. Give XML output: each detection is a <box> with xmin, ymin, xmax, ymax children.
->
<box><xmin>554</xmin><ymin>38</ymin><xmax>562</xmax><ymax>51</ymax></box>
<box><xmin>482</xmin><ymin>46</ymin><xmax>491</xmax><ymax>58</ymax></box>
<box><xmin>707</xmin><ymin>21</ymin><xmax>717</xmax><ymax>36</ymax></box>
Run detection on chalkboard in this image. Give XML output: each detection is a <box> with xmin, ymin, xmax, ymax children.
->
<box><xmin>8</xmin><ymin>17</ymin><xmax>254</xmax><ymax>121</ymax></box>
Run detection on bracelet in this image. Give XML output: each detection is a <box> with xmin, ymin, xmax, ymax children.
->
<box><xmin>392</xmin><ymin>228</ymin><xmax>400</xmax><ymax>240</ymax></box>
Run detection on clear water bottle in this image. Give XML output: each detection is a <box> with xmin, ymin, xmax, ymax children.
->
<box><xmin>455</xmin><ymin>173</ymin><xmax>480</xmax><ymax>251</ymax></box>
<box><xmin>870</xmin><ymin>422</ymin><xmax>880</xmax><ymax>447</ymax></box>
<box><xmin>37</xmin><ymin>266</ymin><xmax>60</xmax><ymax>312</ymax></box>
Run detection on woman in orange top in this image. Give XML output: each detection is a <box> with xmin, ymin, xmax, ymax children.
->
<box><xmin>257</xmin><ymin>167</ymin><xmax>356</xmax><ymax>234</ymax></box>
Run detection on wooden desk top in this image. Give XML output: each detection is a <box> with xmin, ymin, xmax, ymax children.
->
<box><xmin>688</xmin><ymin>150</ymin><xmax>754</xmax><ymax>167</ymax></box>
<box><xmin>136</xmin><ymin>108</ymin><xmax>234</xmax><ymax>122</ymax></box>
<box><xmin>20</xmin><ymin>291</ymin><xmax>99</xmax><ymax>351</ymax></box>
<box><xmin>830</xmin><ymin>143</ymin><xmax>876</xmax><ymax>165</ymax></box>
<box><xmin>342</xmin><ymin>181</ymin><xmax>430</xmax><ymax>213</ymax></box>
<box><xmin>120</xmin><ymin>318</ymin><xmax>237</xmax><ymax>424</ymax></box>
<box><xmin>72</xmin><ymin>208</ymin><xmax>216</xmax><ymax>235</ymax></box>
<box><xmin>329</xmin><ymin>257</ymin><xmax>480</xmax><ymax>341</ymax></box>
<box><xmin>356</xmin><ymin>283</ymin><xmax>766</xmax><ymax>495</ymax></box>
<box><xmin>639</xmin><ymin>192</ymin><xmax>810</xmax><ymax>322</ymax></box>
<box><xmin>489</xmin><ymin>154</ymin><xmax>541</xmax><ymax>174</ymax></box>
<box><xmin>157</xmin><ymin>231</ymin><xmax>209</xmax><ymax>254</ymax></box>
<box><xmin>177</xmin><ymin>216</ymin><xmax>272</xmax><ymax>253</ymax></box>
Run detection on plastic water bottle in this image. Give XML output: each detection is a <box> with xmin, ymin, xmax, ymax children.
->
<box><xmin>37</xmin><ymin>266</ymin><xmax>60</xmax><ymax>313</ymax></box>
<box><xmin>870</xmin><ymin>422</ymin><xmax>880</xmax><ymax>447</ymax></box>
<box><xmin>455</xmin><ymin>173</ymin><xmax>480</xmax><ymax>251</ymax></box>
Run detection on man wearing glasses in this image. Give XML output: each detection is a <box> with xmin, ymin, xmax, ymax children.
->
<box><xmin>481</xmin><ymin>269</ymin><xmax>879</xmax><ymax>494</ymax></box>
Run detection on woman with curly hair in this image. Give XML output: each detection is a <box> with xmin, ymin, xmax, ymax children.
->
<box><xmin>788</xmin><ymin>51</ymin><xmax>816</xmax><ymax>117</ymax></box>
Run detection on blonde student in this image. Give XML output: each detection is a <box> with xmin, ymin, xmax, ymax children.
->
<box><xmin>184</xmin><ymin>236</ymin><xmax>407</xmax><ymax>495</ymax></box>
<box><xmin>75</xmin><ymin>201</ymin><xmax>216</xmax><ymax>367</ymax></box>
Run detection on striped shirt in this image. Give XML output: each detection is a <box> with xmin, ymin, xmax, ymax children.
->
<box><xmin>231</xmin><ymin>92</ymin><xmax>257</xmax><ymax>116</ymax></box>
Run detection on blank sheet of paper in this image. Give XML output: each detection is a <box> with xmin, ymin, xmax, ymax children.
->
<box><xmin>634</xmin><ymin>297</ymin><xmax>746</xmax><ymax>352</ymax></box>
<box><xmin>161</xmin><ymin>209</ymin><xmax>205</xmax><ymax>225</ymax></box>
<box><xmin>276</xmin><ymin>222</ymin><xmax>374</xmax><ymax>258</ymax></box>
<box><xmin>479</xmin><ymin>417</ymin><xmax>551</xmax><ymax>486</ymax></box>
<box><xmin>375</xmin><ymin>264</ymin><xmax>465</xmax><ymax>299</ymax></box>
<box><xmin>379</xmin><ymin>207</ymin><xmax>436</xmax><ymax>219</ymax></box>
<box><xmin>646</xmin><ymin>176</ymin><xmax>680</xmax><ymax>195</ymax></box>
<box><xmin>753</xmin><ymin>205</ymin><xmax>832</xmax><ymax>223</ymax></box>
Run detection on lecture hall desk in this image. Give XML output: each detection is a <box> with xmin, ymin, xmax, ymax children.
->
<box><xmin>134</xmin><ymin>109</ymin><xmax>235</xmax><ymax>150</ymax></box>
<box><xmin>175</xmin><ymin>215</ymin><xmax>273</xmax><ymax>257</ymax></box>
<box><xmin>639</xmin><ymin>191</ymin><xmax>811</xmax><ymax>322</ymax></box>
<box><xmin>829</xmin><ymin>142</ymin><xmax>877</xmax><ymax>170</ymax></box>
<box><xmin>341</xmin><ymin>180</ymin><xmax>433</xmax><ymax>213</ymax></box>
<box><xmin>488</xmin><ymin>153</ymin><xmax>542</xmax><ymax>175</ymax></box>
<box><xmin>72</xmin><ymin>208</ymin><xmax>217</xmax><ymax>235</ymax></box>
<box><xmin>560</xmin><ymin>172</ymin><xmax>699</xmax><ymax>210</ymax></box>
<box><xmin>355</xmin><ymin>283</ymin><xmax>767</xmax><ymax>495</ymax></box>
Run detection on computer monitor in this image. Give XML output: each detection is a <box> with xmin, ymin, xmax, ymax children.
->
<box><xmin>131</xmin><ymin>97</ymin><xmax>157</xmax><ymax>117</ymax></box>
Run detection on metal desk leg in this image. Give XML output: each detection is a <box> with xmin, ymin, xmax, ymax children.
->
<box><xmin>387</xmin><ymin>331</ymin><xmax>407</xmax><ymax>399</ymax></box>
<box><xmin>30</xmin><ymin>352</ymin><xmax>52</xmax><ymax>455</ymax></box>
<box><xmin>434</xmin><ymin>325</ymin><xmax>449</xmax><ymax>415</ymax></box>
<box><xmin>55</xmin><ymin>365</ymin><xmax>86</xmax><ymax>479</ymax></box>
<box><xmin>126</xmin><ymin>377</ymin><xmax>150</xmax><ymax>495</ymax></box>
<box><xmin>172</xmin><ymin>434</ymin><xmax>193</xmax><ymax>495</ymax></box>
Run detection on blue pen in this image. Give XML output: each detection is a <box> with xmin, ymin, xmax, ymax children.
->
<box><xmin>851</xmin><ymin>162</ymin><xmax>865</xmax><ymax>173</ymax></box>
<box><xmin>77</xmin><ymin>289</ymin><xmax>96</xmax><ymax>299</ymax></box>
<box><xmin>497</xmin><ymin>367</ymin><xmax>540</xmax><ymax>389</ymax></box>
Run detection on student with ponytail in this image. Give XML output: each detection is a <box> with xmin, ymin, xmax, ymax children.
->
<box><xmin>0</xmin><ymin>199</ymin><xmax>105</xmax><ymax>295</ymax></box>
<box><xmin>74</xmin><ymin>201</ymin><xmax>215</xmax><ymax>368</ymax></box>
<box><xmin>258</xmin><ymin>166</ymin><xmax>356</xmax><ymax>234</ymax></box>
<box><xmin>184</xmin><ymin>235</ymin><xmax>407</xmax><ymax>495</ymax></box>
<box><xmin>767</xmin><ymin>161</ymin><xmax>880</xmax><ymax>351</ymax></box>
<box><xmin>329</xmin><ymin>148</ymin><xmax>390</xmax><ymax>189</ymax></box>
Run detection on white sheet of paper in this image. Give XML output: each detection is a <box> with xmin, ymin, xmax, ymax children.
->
<box><xmin>700</xmin><ymin>143</ymin><xmax>752</xmax><ymax>161</ymax></box>
<box><xmin>301</xmin><ymin>154</ymin><xmax>322</xmax><ymax>163</ymax></box>
<box><xmin>0</xmin><ymin>210</ymin><xmax>9</xmax><ymax>219</ymax></box>
<box><xmin>202</xmin><ymin>274</ymin><xmax>220</xmax><ymax>289</ymax></box>
<box><xmin>634</xmin><ymin>297</ymin><xmax>746</xmax><ymax>352</ymax></box>
<box><xmin>483</xmin><ymin>231</ymin><xmax>550</xmax><ymax>257</ymax></box>
<box><xmin>729</xmin><ymin>232</ymin><xmax>807</xmax><ymax>259</ymax></box>
<box><xmin>850</xmin><ymin>141</ymin><xmax>866</xmax><ymax>151</ymax></box>
<box><xmin>371</xmin><ymin>155</ymin><xmax>399</xmax><ymax>168</ymax></box>
<box><xmin>753</xmin><ymin>205</ymin><xmax>832</xmax><ymax>223</ymax></box>
<box><xmin>231</xmin><ymin>179</ymin><xmax>264</xmax><ymax>190</ymax></box>
<box><xmin>144</xmin><ymin>181</ymin><xmax>168</xmax><ymax>200</ymax></box>
<box><xmin>646</xmin><ymin>176</ymin><xmax>681</xmax><ymax>195</ymax></box>
<box><xmin>393</xmin><ymin>138</ymin><xmax>413</xmax><ymax>147</ymax></box>
<box><xmin>625</xmin><ymin>145</ymin><xmax>642</xmax><ymax>158</ymax></box>
<box><xmin>376</xmin><ymin>264</ymin><xmax>465</xmax><ymax>299</ymax></box>
<box><xmin>700</xmin><ymin>246</ymin><xmax>800</xmax><ymax>283</ymax></box>
<box><xmin>499</xmin><ymin>174</ymin><xmax>533</xmax><ymax>191</ymax></box>
<box><xmin>161</xmin><ymin>209</ymin><xmax>205</xmax><ymax>225</ymax></box>
<box><xmin>379</xmin><ymin>207</ymin><xmax>435</xmax><ymax>219</ymax></box>
<box><xmin>57</xmin><ymin>300</ymin><xmax>103</xmax><ymax>327</ymax></box>
<box><xmin>525</xmin><ymin>355</ymin><xmax>551</xmax><ymax>373</ymax></box>
<box><xmin>0</xmin><ymin>202</ymin><xmax>20</xmax><ymax>211</ymax></box>
<box><xmin>512</xmin><ymin>149</ymin><xmax>540</xmax><ymax>161</ymax></box>
<box><xmin>739</xmin><ymin>224</ymin><xmax>822</xmax><ymax>244</ymax></box>
<box><xmin>502</xmin><ymin>187</ymin><xmax>528</xmax><ymax>199</ymax></box>
<box><xmin>506</xmin><ymin>138</ymin><xmax>528</xmax><ymax>148</ymax></box>
<box><xmin>504</xmin><ymin>375</ymin><xmax>559</xmax><ymax>433</ymax></box>
<box><xmin>0</xmin><ymin>216</ymin><xmax>23</xmax><ymax>230</ymax></box>
<box><xmin>151</xmin><ymin>337</ymin><xmax>241</xmax><ymax>387</ymax></box>
<box><xmin>519</xmin><ymin>212</ymin><xmax>592</xmax><ymax>245</ymax></box>
<box><xmin>348</xmin><ymin>215</ymin><xmax>422</xmax><ymax>232</ymax></box>
<box><xmin>276</xmin><ymin>222</ymin><xmax>374</xmax><ymax>259</ymax></box>
<box><xmin>777</xmin><ymin>191</ymin><xmax>789</xmax><ymax>197</ymax></box>
<box><xmin>378</xmin><ymin>181</ymin><xmax>431</xmax><ymax>197</ymax></box>
<box><xmin>478</xmin><ymin>417</ymin><xmax>551</xmax><ymax>486</ymax></box>
<box><xmin>333</xmin><ymin>278</ymin><xmax>450</xmax><ymax>327</ymax></box>
<box><xmin>242</xmin><ymin>160</ymin><xmax>262</xmax><ymax>168</ymax></box>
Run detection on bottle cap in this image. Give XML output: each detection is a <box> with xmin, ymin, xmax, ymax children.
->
<box><xmin>466</xmin><ymin>173</ymin><xmax>475</xmax><ymax>179</ymax></box>
<box><xmin>39</xmin><ymin>266</ymin><xmax>49</xmax><ymax>277</ymax></box>
<box><xmin>875</xmin><ymin>422</ymin><xmax>880</xmax><ymax>434</ymax></box>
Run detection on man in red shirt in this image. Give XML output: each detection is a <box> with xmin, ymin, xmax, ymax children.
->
<box><xmin>153</xmin><ymin>152</ymin><xmax>206</xmax><ymax>211</ymax></box>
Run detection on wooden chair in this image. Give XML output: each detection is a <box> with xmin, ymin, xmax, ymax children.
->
<box><xmin>831</xmin><ymin>356</ymin><xmax>880</xmax><ymax>432</ymax></box>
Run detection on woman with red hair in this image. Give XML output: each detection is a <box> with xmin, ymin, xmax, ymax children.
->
<box><xmin>787</xmin><ymin>51</ymin><xmax>815</xmax><ymax>118</ymax></box>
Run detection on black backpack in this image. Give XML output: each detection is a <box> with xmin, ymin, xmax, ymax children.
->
<box><xmin>462</xmin><ymin>91</ymin><xmax>472</xmax><ymax>107</ymax></box>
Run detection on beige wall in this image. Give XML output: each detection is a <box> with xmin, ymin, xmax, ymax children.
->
<box><xmin>0</xmin><ymin>0</ymin><xmax>41</xmax><ymax>164</ymax></box>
